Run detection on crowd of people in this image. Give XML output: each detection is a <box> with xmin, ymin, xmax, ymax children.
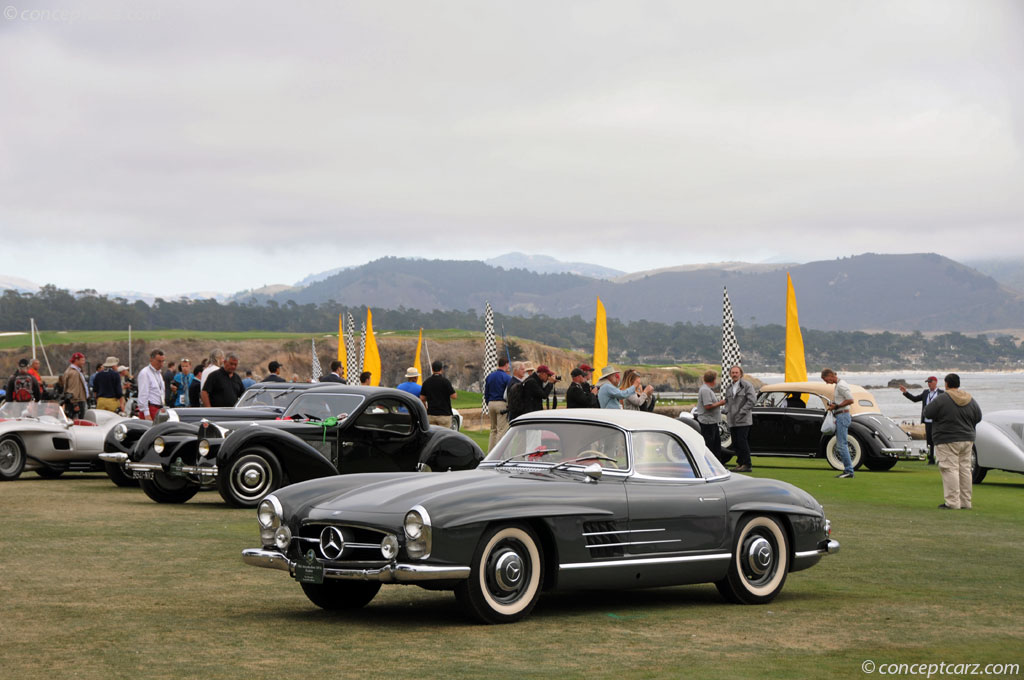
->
<box><xmin>5</xmin><ymin>347</ymin><xmax>983</xmax><ymax>510</ymax></box>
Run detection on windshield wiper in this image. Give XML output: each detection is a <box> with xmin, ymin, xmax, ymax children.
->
<box><xmin>496</xmin><ymin>449</ymin><xmax>560</xmax><ymax>467</ymax></box>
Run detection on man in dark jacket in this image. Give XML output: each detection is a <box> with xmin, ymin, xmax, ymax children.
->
<box><xmin>924</xmin><ymin>373</ymin><xmax>982</xmax><ymax>510</ymax></box>
<box><xmin>522</xmin><ymin>364</ymin><xmax>556</xmax><ymax>414</ymax></box>
<box><xmin>566</xmin><ymin>368</ymin><xmax>599</xmax><ymax>408</ymax></box>
<box><xmin>262</xmin><ymin>361</ymin><xmax>287</xmax><ymax>383</ymax></box>
<box><xmin>201</xmin><ymin>353</ymin><xmax>245</xmax><ymax>407</ymax></box>
<box><xmin>900</xmin><ymin>376</ymin><xmax>944</xmax><ymax>464</ymax></box>
<box><xmin>6</xmin><ymin>359</ymin><xmax>42</xmax><ymax>402</ymax></box>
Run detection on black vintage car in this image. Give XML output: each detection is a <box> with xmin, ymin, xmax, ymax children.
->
<box><xmin>119</xmin><ymin>384</ymin><xmax>483</xmax><ymax>507</ymax></box>
<box><xmin>243</xmin><ymin>409</ymin><xmax>838</xmax><ymax>624</ymax></box>
<box><xmin>100</xmin><ymin>382</ymin><xmax>319</xmax><ymax>486</ymax></box>
<box><xmin>679</xmin><ymin>381</ymin><xmax>923</xmax><ymax>471</ymax></box>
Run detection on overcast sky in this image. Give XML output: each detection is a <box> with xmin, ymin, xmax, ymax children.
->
<box><xmin>1</xmin><ymin>0</ymin><xmax>1022</xmax><ymax>297</ymax></box>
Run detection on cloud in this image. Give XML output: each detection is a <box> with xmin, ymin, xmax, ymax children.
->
<box><xmin>0</xmin><ymin>0</ymin><xmax>1021</xmax><ymax>293</ymax></box>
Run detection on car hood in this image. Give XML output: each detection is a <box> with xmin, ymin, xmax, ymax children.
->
<box><xmin>303</xmin><ymin>467</ymin><xmax>622</xmax><ymax>527</ymax></box>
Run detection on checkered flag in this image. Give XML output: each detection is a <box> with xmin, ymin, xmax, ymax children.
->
<box><xmin>721</xmin><ymin>286</ymin><xmax>741</xmax><ymax>391</ymax></box>
<box><xmin>357</xmin><ymin>320</ymin><xmax>366</xmax><ymax>381</ymax></box>
<box><xmin>482</xmin><ymin>302</ymin><xmax>497</xmax><ymax>415</ymax></box>
<box><xmin>311</xmin><ymin>338</ymin><xmax>323</xmax><ymax>382</ymax></box>
<box><xmin>346</xmin><ymin>312</ymin><xmax>358</xmax><ymax>384</ymax></box>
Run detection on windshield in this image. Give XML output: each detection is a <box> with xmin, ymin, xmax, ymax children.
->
<box><xmin>0</xmin><ymin>401</ymin><xmax>69</xmax><ymax>424</ymax></box>
<box><xmin>283</xmin><ymin>393</ymin><xmax>365</xmax><ymax>421</ymax></box>
<box><xmin>237</xmin><ymin>387</ymin><xmax>302</xmax><ymax>409</ymax></box>
<box><xmin>485</xmin><ymin>421</ymin><xmax>628</xmax><ymax>470</ymax></box>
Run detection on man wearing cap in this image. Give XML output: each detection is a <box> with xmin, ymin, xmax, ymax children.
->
<box><xmin>320</xmin><ymin>361</ymin><xmax>345</xmax><ymax>383</ymax></box>
<box><xmin>420</xmin><ymin>360</ymin><xmax>457</xmax><ymax>428</ymax></box>
<box><xmin>396</xmin><ymin>367</ymin><xmax>422</xmax><ymax>398</ymax></box>
<box><xmin>925</xmin><ymin>373</ymin><xmax>982</xmax><ymax>510</ymax></box>
<box><xmin>6</xmin><ymin>359</ymin><xmax>42</xmax><ymax>402</ymax></box>
<box><xmin>93</xmin><ymin>357</ymin><xmax>124</xmax><ymax>412</ymax></box>
<box><xmin>522</xmin><ymin>364</ymin><xmax>556</xmax><ymax>415</ymax></box>
<box><xmin>566</xmin><ymin>368</ymin><xmax>599</xmax><ymax>408</ymax></box>
<box><xmin>137</xmin><ymin>349</ymin><xmax>167</xmax><ymax>420</ymax></box>
<box><xmin>484</xmin><ymin>357</ymin><xmax>512</xmax><ymax>448</ymax></box>
<box><xmin>578</xmin><ymin>363</ymin><xmax>595</xmax><ymax>395</ymax></box>
<box><xmin>60</xmin><ymin>352</ymin><xmax>90</xmax><ymax>418</ymax></box>
<box><xmin>596</xmin><ymin>365</ymin><xmax>643</xmax><ymax>409</ymax></box>
<box><xmin>263</xmin><ymin>361</ymin><xmax>286</xmax><ymax>383</ymax></box>
<box><xmin>900</xmin><ymin>377</ymin><xmax>944</xmax><ymax>464</ymax></box>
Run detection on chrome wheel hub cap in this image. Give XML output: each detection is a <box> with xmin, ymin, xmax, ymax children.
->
<box><xmin>493</xmin><ymin>550</ymin><xmax>524</xmax><ymax>592</ymax></box>
<box><xmin>745</xmin><ymin>537</ymin><xmax>774</xmax><ymax>576</ymax></box>
<box><xmin>242</xmin><ymin>466</ymin><xmax>263</xmax><ymax>488</ymax></box>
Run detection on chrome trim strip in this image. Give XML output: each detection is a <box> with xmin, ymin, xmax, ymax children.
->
<box><xmin>241</xmin><ymin>549</ymin><xmax>470</xmax><ymax>582</ymax></box>
<box><xmin>560</xmin><ymin>553</ymin><xmax>731</xmax><ymax>570</ymax></box>
<box><xmin>179</xmin><ymin>464</ymin><xmax>219</xmax><ymax>475</ymax></box>
<box><xmin>582</xmin><ymin>528</ymin><xmax>664</xmax><ymax>537</ymax></box>
<box><xmin>99</xmin><ymin>452</ymin><xmax>128</xmax><ymax>463</ymax></box>
<box><xmin>585</xmin><ymin>539</ymin><xmax>681</xmax><ymax>549</ymax></box>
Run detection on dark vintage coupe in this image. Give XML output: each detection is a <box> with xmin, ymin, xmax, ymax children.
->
<box><xmin>679</xmin><ymin>381</ymin><xmax>923</xmax><ymax>471</ymax></box>
<box><xmin>100</xmin><ymin>382</ymin><xmax>319</xmax><ymax>486</ymax></box>
<box><xmin>243</xmin><ymin>409</ymin><xmax>839</xmax><ymax>624</ymax></box>
<box><xmin>113</xmin><ymin>384</ymin><xmax>483</xmax><ymax>507</ymax></box>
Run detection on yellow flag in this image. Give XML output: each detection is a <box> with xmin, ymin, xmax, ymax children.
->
<box><xmin>363</xmin><ymin>308</ymin><xmax>382</xmax><ymax>386</ymax></box>
<box><xmin>593</xmin><ymin>297</ymin><xmax>608</xmax><ymax>380</ymax></box>
<box><xmin>337</xmin><ymin>314</ymin><xmax>347</xmax><ymax>376</ymax></box>
<box><xmin>785</xmin><ymin>273</ymin><xmax>808</xmax><ymax>384</ymax></box>
<box><xmin>413</xmin><ymin>328</ymin><xmax>423</xmax><ymax>385</ymax></box>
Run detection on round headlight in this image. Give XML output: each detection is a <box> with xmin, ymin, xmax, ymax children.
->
<box><xmin>274</xmin><ymin>526</ymin><xmax>292</xmax><ymax>551</ymax></box>
<box><xmin>114</xmin><ymin>424</ymin><xmax>127</xmax><ymax>442</ymax></box>
<box><xmin>257</xmin><ymin>496</ymin><xmax>282</xmax><ymax>529</ymax></box>
<box><xmin>198</xmin><ymin>439</ymin><xmax>210</xmax><ymax>456</ymax></box>
<box><xmin>381</xmin><ymin>534</ymin><xmax>399</xmax><ymax>560</ymax></box>
<box><xmin>153</xmin><ymin>437</ymin><xmax>165</xmax><ymax>454</ymax></box>
<box><xmin>404</xmin><ymin>510</ymin><xmax>424</xmax><ymax>540</ymax></box>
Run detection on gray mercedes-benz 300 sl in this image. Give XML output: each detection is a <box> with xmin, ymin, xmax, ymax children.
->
<box><xmin>243</xmin><ymin>409</ymin><xmax>839</xmax><ymax>624</ymax></box>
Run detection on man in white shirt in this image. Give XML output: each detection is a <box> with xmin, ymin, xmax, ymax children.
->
<box><xmin>199</xmin><ymin>348</ymin><xmax>224</xmax><ymax>390</ymax></box>
<box><xmin>137</xmin><ymin>349</ymin><xmax>167</xmax><ymax>420</ymax></box>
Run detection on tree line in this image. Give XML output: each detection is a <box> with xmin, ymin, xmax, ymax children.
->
<box><xmin>2</xmin><ymin>286</ymin><xmax>1022</xmax><ymax>370</ymax></box>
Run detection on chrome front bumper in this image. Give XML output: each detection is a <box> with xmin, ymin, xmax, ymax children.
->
<box><xmin>98</xmin><ymin>452</ymin><xmax>128</xmax><ymax>463</ymax></box>
<box><xmin>881</xmin><ymin>445</ymin><xmax>926</xmax><ymax>460</ymax></box>
<box><xmin>241</xmin><ymin>548</ymin><xmax>471</xmax><ymax>583</ymax></box>
<box><xmin>794</xmin><ymin>539</ymin><xmax>840</xmax><ymax>561</ymax></box>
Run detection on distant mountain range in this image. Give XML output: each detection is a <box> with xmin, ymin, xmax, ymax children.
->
<box><xmin>6</xmin><ymin>254</ymin><xmax>1024</xmax><ymax>333</ymax></box>
<box><xmin>234</xmin><ymin>253</ymin><xmax>1023</xmax><ymax>332</ymax></box>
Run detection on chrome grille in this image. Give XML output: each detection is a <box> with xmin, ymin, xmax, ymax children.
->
<box><xmin>298</xmin><ymin>522</ymin><xmax>389</xmax><ymax>563</ymax></box>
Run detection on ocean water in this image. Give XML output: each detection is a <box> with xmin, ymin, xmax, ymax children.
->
<box><xmin>751</xmin><ymin>371</ymin><xmax>1024</xmax><ymax>424</ymax></box>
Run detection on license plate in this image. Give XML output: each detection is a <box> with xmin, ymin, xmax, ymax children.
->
<box><xmin>132</xmin><ymin>470</ymin><xmax>154</xmax><ymax>480</ymax></box>
<box><xmin>294</xmin><ymin>550</ymin><xmax>324</xmax><ymax>585</ymax></box>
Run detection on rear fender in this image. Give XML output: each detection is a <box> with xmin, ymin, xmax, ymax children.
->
<box><xmin>418</xmin><ymin>429</ymin><xmax>484</xmax><ymax>471</ymax></box>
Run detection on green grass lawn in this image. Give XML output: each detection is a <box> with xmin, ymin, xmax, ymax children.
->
<box><xmin>0</xmin><ymin>329</ymin><xmax>315</xmax><ymax>350</ymax></box>
<box><xmin>0</xmin><ymin>459</ymin><xmax>1021</xmax><ymax>679</ymax></box>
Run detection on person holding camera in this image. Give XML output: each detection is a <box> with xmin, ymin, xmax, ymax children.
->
<box><xmin>522</xmin><ymin>364</ymin><xmax>557</xmax><ymax>414</ymax></box>
<box><xmin>566</xmin><ymin>368</ymin><xmax>599</xmax><ymax>408</ymax></box>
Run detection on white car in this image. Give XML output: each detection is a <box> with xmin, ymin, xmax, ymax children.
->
<box><xmin>973</xmin><ymin>410</ymin><xmax>1024</xmax><ymax>483</ymax></box>
<box><xmin>0</xmin><ymin>401</ymin><xmax>130</xmax><ymax>481</ymax></box>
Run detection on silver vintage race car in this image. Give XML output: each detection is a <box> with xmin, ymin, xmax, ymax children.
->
<box><xmin>0</xmin><ymin>401</ymin><xmax>130</xmax><ymax>481</ymax></box>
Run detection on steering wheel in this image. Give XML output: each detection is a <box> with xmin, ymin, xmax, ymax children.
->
<box><xmin>570</xmin><ymin>450</ymin><xmax>620</xmax><ymax>469</ymax></box>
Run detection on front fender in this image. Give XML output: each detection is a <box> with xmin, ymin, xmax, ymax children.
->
<box><xmin>104</xmin><ymin>420</ymin><xmax>152</xmax><ymax>456</ymax></box>
<box><xmin>216</xmin><ymin>426</ymin><xmax>337</xmax><ymax>483</ymax></box>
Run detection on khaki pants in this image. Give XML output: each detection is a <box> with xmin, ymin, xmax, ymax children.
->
<box><xmin>487</xmin><ymin>400</ymin><xmax>508</xmax><ymax>451</ymax></box>
<box><xmin>428</xmin><ymin>415</ymin><xmax>452</xmax><ymax>429</ymax></box>
<box><xmin>96</xmin><ymin>397</ymin><xmax>120</xmax><ymax>412</ymax></box>
<box><xmin>936</xmin><ymin>441</ymin><xmax>973</xmax><ymax>509</ymax></box>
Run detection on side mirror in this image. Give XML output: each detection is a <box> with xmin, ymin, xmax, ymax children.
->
<box><xmin>584</xmin><ymin>462</ymin><xmax>603</xmax><ymax>482</ymax></box>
